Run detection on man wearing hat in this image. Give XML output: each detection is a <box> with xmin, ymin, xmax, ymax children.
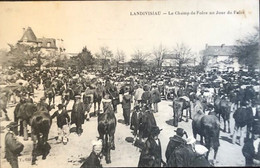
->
<box><xmin>165</xmin><ymin>128</ymin><xmax>188</xmax><ymax>162</ymax></box>
<box><xmin>80</xmin><ymin>139</ymin><xmax>103</xmax><ymax>168</ymax></box>
<box><xmin>51</xmin><ymin>104</ymin><xmax>70</xmax><ymax>144</ymax></box>
<box><xmin>122</xmin><ymin>88</ymin><xmax>132</xmax><ymax>126</ymax></box>
<box><xmin>150</xmin><ymin>84</ymin><xmax>161</xmax><ymax>113</ymax></box>
<box><xmin>83</xmin><ymin>87</ymin><xmax>94</xmax><ymax>121</ymax></box>
<box><xmin>141</xmin><ymin>84</ymin><xmax>152</xmax><ymax>108</ymax></box>
<box><xmin>134</xmin><ymin>84</ymin><xmax>144</xmax><ymax>106</ymax></box>
<box><xmin>71</xmin><ymin>95</ymin><xmax>85</xmax><ymax>135</ymax></box>
<box><xmin>167</xmin><ymin>136</ymin><xmax>196</xmax><ymax>167</ymax></box>
<box><xmin>138</xmin><ymin>126</ymin><xmax>164</xmax><ymax>167</ymax></box>
<box><xmin>5</xmin><ymin>122</ymin><xmax>24</xmax><ymax>168</ymax></box>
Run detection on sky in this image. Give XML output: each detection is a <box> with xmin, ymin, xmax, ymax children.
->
<box><xmin>0</xmin><ymin>0</ymin><xmax>259</xmax><ymax>61</ymax></box>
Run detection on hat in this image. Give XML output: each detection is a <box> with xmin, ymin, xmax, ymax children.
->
<box><xmin>174</xmin><ymin>128</ymin><xmax>186</xmax><ymax>137</ymax></box>
<box><xmin>150</xmin><ymin>126</ymin><xmax>162</xmax><ymax>136</ymax></box>
<box><xmin>75</xmin><ymin>95</ymin><xmax>81</xmax><ymax>99</ymax></box>
<box><xmin>57</xmin><ymin>104</ymin><xmax>64</xmax><ymax>109</ymax></box>
<box><xmin>6</xmin><ymin>122</ymin><xmax>18</xmax><ymax>129</ymax></box>
<box><xmin>195</xmin><ymin>144</ymin><xmax>208</xmax><ymax>155</ymax></box>
<box><xmin>186</xmin><ymin>137</ymin><xmax>196</xmax><ymax>144</ymax></box>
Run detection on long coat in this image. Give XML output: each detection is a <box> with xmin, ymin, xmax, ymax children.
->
<box><xmin>80</xmin><ymin>152</ymin><xmax>102</xmax><ymax>168</ymax></box>
<box><xmin>71</xmin><ymin>102</ymin><xmax>85</xmax><ymax>125</ymax></box>
<box><xmin>167</xmin><ymin>144</ymin><xmax>195</xmax><ymax>167</ymax></box>
<box><xmin>138</xmin><ymin>138</ymin><xmax>162</xmax><ymax>167</ymax></box>
<box><xmin>165</xmin><ymin>135</ymin><xmax>187</xmax><ymax>162</ymax></box>
<box><xmin>151</xmin><ymin>88</ymin><xmax>161</xmax><ymax>104</ymax></box>
<box><xmin>5</xmin><ymin>131</ymin><xmax>24</xmax><ymax>164</ymax></box>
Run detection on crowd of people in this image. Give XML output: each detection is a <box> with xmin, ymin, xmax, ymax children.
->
<box><xmin>1</xmin><ymin>66</ymin><xmax>260</xmax><ymax>167</ymax></box>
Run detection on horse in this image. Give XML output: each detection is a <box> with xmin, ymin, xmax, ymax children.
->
<box><xmin>15</xmin><ymin>102</ymin><xmax>37</xmax><ymax>140</ymax></box>
<box><xmin>44</xmin><ymin>87</ymin><xmax>55</xmax><ymax>106</ymax></box>
<box><xmin>94</xmin><ymin>83</ymin><xmax>104</xmax><ymax>115</ymax></box>
<box><xmin>97</xmin><ymin>102</ymin><xmax>117</xmax><ymax>164</ymax></box>
<box><xmin>214</xmin><ymin>95</ymin><xmax>233</xmax><ymax>133</ymax></box>
<box><xmin>31</xmin><ymin>110</ymin><xmax>52</xmax><ymax>165</ymax></box>
<box><xmin>192</xmin><ymin>110</ymin><xmax>220</xmax><ymax>165</ymax></box>
<box><xmin>172</xmin><ymin>96</ymin><xmax>191</xmax><ymax>127</ymax></box>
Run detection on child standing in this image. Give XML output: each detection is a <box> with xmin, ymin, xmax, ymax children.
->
<box><xmin>51</xmin><ymin>104</ymin><xmax>70</xmax><ymax>144</ymax></box>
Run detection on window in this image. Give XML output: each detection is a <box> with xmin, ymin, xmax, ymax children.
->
<box><xmin>47</xmin><ymin>42</ymin><xmax>51</xmax><ymax>47</ymax></box>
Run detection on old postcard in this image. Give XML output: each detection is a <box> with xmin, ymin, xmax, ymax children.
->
<box><xmin>0</xmin><ymin>0</ymin><xmax>259</xmax><ymax>168</ymax></box>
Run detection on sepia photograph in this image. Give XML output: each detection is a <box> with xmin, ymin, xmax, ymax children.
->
<box><xmin>0</xmin><ymin>0</ymin><xmax>259</xmax><ymax>167</ymax></box>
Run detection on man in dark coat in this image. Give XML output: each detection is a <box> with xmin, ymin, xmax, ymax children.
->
<box><xmin>51</xmin><ymin>104</ymin><xmax>70</xmax><ymax>144</ymax></box>
<box><xmin>71</xmin><ymin>95</ymin><xmax>85</xmax><ymax>135</ymax></box>
<box><xmin>138</xmin><ymin>126</ymin><xmax>164</xmax><ymax>167</ymax></box>
<box><xmin>81</xmin><ymin>140</ymin><xmax>103</xmax><ymax>168</ymax></box>
<box><xmin>5</xmin><ymin>122</ymin><xmax>24</xmax><ymax>168</ymax></box>
<box><xmin>141</xmin><ymin>85</ymin><xmax>152</xmax><ymax>108</ymax></box>
<box><xmin>165</xmin><ymin>128</ymin><xmax>187</xmax><ymax>162</ymax></box>
<box><xmin>242</xmin><ymin>133</ymin><xmax>260</xmax><ymax>166</ymax></box>
<box><xmin>151</xmin><ymin>84</ymin><xmax>161</xmax><ymax>113</ymax></box>
<box><xmin>122</xmin><ymin>88</ymin><xmax>132</xmax><ymax>126</ymax></box>
<box><xmin>167</xmin><ymin>137</ymin><xmax>196</xmax><ymax>167</ymax></box>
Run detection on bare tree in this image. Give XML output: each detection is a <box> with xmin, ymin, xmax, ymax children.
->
<box><xmin>114</xmin><ymin>49</ymin><xmax>126</xmax><ymax>71</ymax></box>
<box><xmin>235</xmin><ymin>27</ymin><xmax>259</xmax><ymax>70</ymax></box>
<box><xmin>96</xmin><ymin>46</ymin><xmax>113</xmax><ymax>70</ymax></box>
<box><xmin>153</xmin><ymin>44</ymin><xmax>168</xmax><ymax>72</ymax></box>
<box><xmin>172</xmin><ymin>43</ymin><xmax>193</xmax><ymax>75</ymax></box>
<box><xmin>131</xmin><ymin>49</ymin><xmax>150</xmax><ymax>71</ymax></box>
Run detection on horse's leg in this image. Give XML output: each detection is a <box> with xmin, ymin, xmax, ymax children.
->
<box><xmin>200</xmin><ymin>134</ymin><xmax>204</xmax><ymax>145</ymax></box>
<box><xmin>213</xmin><ymin>147</ymin><xmax>219</xmax><ymax>165</ymax></box>
<box><xmin>31</xmin><ymin>133</ymin><xmax>38</xmax><ymax>165</ymax></box>
<box><xmin>19</xmin><ymin>120</ymin><xmax>23</xmax><ymax>136</ymax></box>
<box><xmin>239</xmin><ymin>127</ymin><xmax>245</xmax><ymax>146</ymax></box>
<box><xmin>23</xmin><ymin>120</ymin><xmax>29</xmax><ymax>141</ymax></box>
<box><xmin>232</xmin><ymin>125</ymin><xmax>238</xmax><ymax>144</ymax></box>
<box><xmin>106</xmin><ymin>135</ymin><xmax>112</xmax><ymax>164</ymax></box>
<box><xmin>3</xmin><ymin>108</ymin><xmax>10</xmax><ymax>121</ymax></box>
<box><xmin>98</xmin><ymin>101</ymin><xmax>101</xmax><ymax>114</ymax></box>
<box><xmin>223</xmin><ymin>118</ymin><xmax>227</xmax><ymax>133</ymax></box>
<box><xmin>111</xmin><ymin>133</ymin><xmax>115</xmax><ymax>150</ymax></box>
<box><xmin>94</xmin><ymin>102</ymin><xmax>97</xmax><ymax>116</ymax></box>
<box><xmin>186</xmin><ymin>108</ymin><xmax>189</xmax><ymax>122</ymax></box>
<box><xmin>227</xmin><ymin>119</ymin><xmax>231</xmax><ymax>133</ymax></box>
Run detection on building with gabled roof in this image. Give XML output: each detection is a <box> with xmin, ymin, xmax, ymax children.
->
<box><xmin>17</xmin><ymin>27</ymin><xmax>64</xmax><ymax>55</ymax></box>
<box><xmin>17</xmin><ymin>27</ymin><xmax>66</xmax><ymax>67</ymax></box>
<box><xmin>202</xmin><ymin>44</ymin><xmax>240</xmax><ymax>72</ymax></box>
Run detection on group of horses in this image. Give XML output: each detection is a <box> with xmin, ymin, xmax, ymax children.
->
<box><xmin>170</xmin><ymin>86</ymin><xmax>257</xmax><ymax>165</ymax></box>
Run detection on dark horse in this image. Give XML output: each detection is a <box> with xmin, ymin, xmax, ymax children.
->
<box><xmin>44</xmin><ymin>87</ymin><xmax>55</xmax><ymax>106</ymax></box>
<box><xmin>214</xmin><ymin>95</ymin><xmax>233</xmax><ymax>133</ymax></box>
<box><xmin>31</xmin><ymin>110</ymin><xmax>52</xmax><ymax>165</ymax></box>
<box><xmin>192</xmin><ymin>110</ymin><xmax>220</xmax><ymax>165</ymax></box>
<box><xmin>172</xmin><ymin>96</ymin><xmax>191</xmax><ymax>127</ymax></box>
<box><xmin>94</xmin><ymin>83</ymin><xmax>104</xmax><ymax>116</ymax></box>
<box><xmin>97</xmin><ymin>101</ymin><xmax>117</xmax><ymax>164</ymax></box>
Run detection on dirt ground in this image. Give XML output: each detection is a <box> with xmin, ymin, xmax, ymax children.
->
<box><xmin>1</xmin><ymin>85</ymin><xmax>247</xmax><ymax>168</ymax></box>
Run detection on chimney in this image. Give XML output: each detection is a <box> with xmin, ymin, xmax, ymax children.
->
<box><xmin>23</xmin><ymin>28</ymin><xmax>25</xmax><ymax>33</ymax></box>
<box><xmin>221</xmin><ymin>44</ymin><xmax>225</xmax><ymax>48</ymax></box>
<box><xmin>205</xmin><ymin>43</ymin><xmax>208</xmax><ymax>49</ymax></box>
